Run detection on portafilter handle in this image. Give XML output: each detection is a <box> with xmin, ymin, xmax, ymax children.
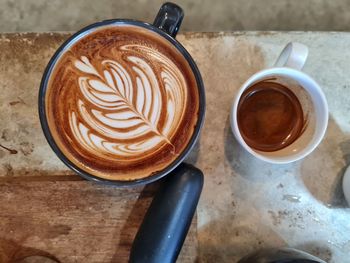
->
<box><xmin>129</xmin><ymin>163</ymin><xmax>203</xmax><ymax>263</ymax></box>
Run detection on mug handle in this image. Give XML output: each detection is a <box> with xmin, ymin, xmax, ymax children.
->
<box><xmin>153</xmin><ymin>2</ymin><xmax>184</xmax><ymax>38</ymax></box>
<box><xmin>129</xmin><ymin>163</ymin><xmax>203</xmax><ymax>263</ymax></box>
<box><xmin>274</xmin><ymin>42</ymin><xmax>309</xmax><ymax>70</ymax></box>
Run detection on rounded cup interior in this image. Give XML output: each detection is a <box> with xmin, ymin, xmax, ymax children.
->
<box><xmin>230</xmin><ymin>67</ymin><xmax>328</xmax><ymax>164</ymax></box>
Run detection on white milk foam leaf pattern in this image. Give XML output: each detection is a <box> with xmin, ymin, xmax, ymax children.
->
<box><xmin>71</xmin><ymin>44</ymin><xmax>187</xmax><ymax>159</ymax></box>
<box><xmin>45</xmin><ymin>25</ymin><xmax>199</xmax><ymax>180</ymax></box>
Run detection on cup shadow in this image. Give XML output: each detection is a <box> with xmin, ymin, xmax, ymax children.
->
<box><xmin>329</xmin><ymin>165</ymin><xmax>347</xmax><ymax>208</ymax></box>
<box><xmin>223</xmin><ymin>115</ymin><xmax>294</xmax><ymax>183</ymax></box>
<box><xmin>198</xmin><ymin>215</ymin><xmax>286</xmax><ymax>263</ymax></box>
<box><xmin>295</xmin><ymin>241</ymin><xmax>332</xmax><ymax>262</ymax></box>
<box><xmin>111</xmin><ymin>183</ymin><xmax>158</xmax><ymax>262</ymax></box>
<box><xmin>300</xmin><ymin>116</ymin><xmax>349</xmax><ymax>208</ymax></box>
<box><xmin>184</xmin><ymin>139</ymin><xmax>201</xmax><ymax>166</ymax></box>
<box><xmin>0</xmin><ymin>238</ymin><xmax>60</xmax><ymax>263</ymax></box>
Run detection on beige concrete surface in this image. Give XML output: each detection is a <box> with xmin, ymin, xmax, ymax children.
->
<box><xmin>0</xmin><ymin>32</ymin><xmax>350</xmax><ymax>262</ymax></box>
<box><xmin>0</xmin><ymin>0</ymin><xmax>350</xmax><ymax>32</ymax></box>
<box><xmin>182</xmin><ymin>31</ymin><xmax>350</xmax><ymax>263</ymax></box>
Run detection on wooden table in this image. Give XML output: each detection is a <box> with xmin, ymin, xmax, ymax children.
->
<box><xmin>0</xmin><ymin>178</ymin><xmax>197</xmax><ymax>262</ymax></box>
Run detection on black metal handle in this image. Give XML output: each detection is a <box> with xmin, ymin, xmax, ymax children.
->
<box><xmin>129</xmin><ymin>163</ymin><xmax>203</xmax><ymax>263</ymax></box>
<box><xmin>153</xmin><ymin>2</ymin><xmax>184</xmax><ymax>38</ymax></box>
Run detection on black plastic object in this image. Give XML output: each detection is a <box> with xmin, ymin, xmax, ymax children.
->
<box><xmin>238</xmin><ymin>248</ymin><xmax>326</xmax><ymax>263</ymax></box>
<box><xmin>153</xmin><ymin>2</ymin><xmax>184</xmax><ymax>37</ymax></box>
<box><xmin>129</xmin><ymin>163</ymin><xmax>204</xmax><ymax>263</ymax></box>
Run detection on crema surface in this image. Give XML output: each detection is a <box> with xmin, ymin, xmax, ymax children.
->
<box><xmin>45</xmin><ymin>25</ymin><xmax>199</xmax><ymax>180</ymax></box>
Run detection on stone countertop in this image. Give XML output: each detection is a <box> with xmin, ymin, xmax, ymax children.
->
<box><xmin>0</xmin><ymin>32</ymin><xmax>349</xmax><ymax>262</ymax></box>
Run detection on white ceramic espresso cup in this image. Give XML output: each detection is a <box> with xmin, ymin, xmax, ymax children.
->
<box><xmin>230</xmin><ymin>42</ymin><xmax>328</xmax><ymax>164</ymax></box>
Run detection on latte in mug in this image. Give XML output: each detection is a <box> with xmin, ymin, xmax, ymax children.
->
<box><xmin>45</xmin><ymin>25</ymin><xmax>200</xmax><ymax>180</ymax></box>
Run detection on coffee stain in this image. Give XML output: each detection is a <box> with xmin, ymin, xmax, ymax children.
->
<box><xmin>9</xmin><ymin>97</ymin><xmax>25</xmax><ymax>106</ymax></box>
<box><xmin>277</xmin><ymin>183</ymin><xmax>284</xmax><ymax>188</ymax></box>
<box><xmin>0</xmin><ymin>143</ymin><xmax>18</xmax><ymax>154</ymax></box>
<box><xmin>268</xmin><ymin>210</ymin><xmax>288</xmax><ymax>226</ymax></box>
<box><xmin>1</xmin><ymin>129</ymin><xmax>10</xmax><ymax>141</ymax></box>
<box><xmin>3</xmin><ymin>163</ymin><xmax>14</xmax><ymax>176</ymax></box>
<box><xmin>9</xmin><ymin>100</ymin><xmax>21</xmax><ymax>106</ymax></box>
<box><xmin>282</xmin><ymin>194</ymin><xmax>301</xmax><ymax>203</ymax></box>
<box><xmin>269</xmin><ymin>209</ymin><xmax>306</xmax><ymax>229</ymax></box>
<box><xmin>19</xmin><ymin>141</ymin><xmax>34</xmax><ymax>156</ymax></box>
<box><xmin>17</xmin><ymin>123</ymin><xmax>30</xmax><ymax>135</ymax></box>
<box><xmin>45</xmin><ymin>224</ymin><xmax>72</xmax><ymax>239</ymax></box>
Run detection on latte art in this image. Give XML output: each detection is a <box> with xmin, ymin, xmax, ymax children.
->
<box><xmin>70</xmin><ymin>44</ymin><xmax>187</xmax><ymax>159</ymax></box>
<box><xmin>45</xmin><ymin>25</ymin><xmax>199</xmax><ymax>180</ymax></box>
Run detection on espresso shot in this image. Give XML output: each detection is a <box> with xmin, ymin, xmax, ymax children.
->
<box><xmin>237</xmin><ymin>78</ymin><xmax>307</xmax><ymax>152</ymax></box>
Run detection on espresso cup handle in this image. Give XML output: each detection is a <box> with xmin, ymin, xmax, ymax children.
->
<box><xmin>274</xmin><ymin>42</ymin><xmax>309</xmax><ymax>70</ymax></box>
<box><xmin>153</xmin><ymin>2</ymin><xmax>184</xmax><ymax>38</ymax></box>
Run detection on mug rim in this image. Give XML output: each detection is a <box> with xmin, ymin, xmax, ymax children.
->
<box><xmin>230</xmin><ymin>67</ymin><xmax>328</xmax><ymax>164</ymax></box>
<box><xmin>38</xmin><ymin>19</ymin><xmax>206</xmax><ymax>187</ymax></box>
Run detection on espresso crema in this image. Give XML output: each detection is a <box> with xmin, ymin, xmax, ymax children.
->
<box><xmin>237</xmin><ymin>79</ymin><xmax>306</xmax><ymax>152</ymax></box>
<box><xmin>45</xmin><ymin>25</ymin><xmax>199</xmax><ymax>180</ymax></box>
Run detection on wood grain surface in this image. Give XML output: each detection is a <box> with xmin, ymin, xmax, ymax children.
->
<box><xmin>0</xmin><ymin>177</ymin><xmax>197</xmax><ymax>262</ymax></box>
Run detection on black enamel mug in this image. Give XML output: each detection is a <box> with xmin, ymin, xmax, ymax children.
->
<box><xmin>38</xmin><ymin>2</ymin><xmax>205</xmax><ymax>187</ymax></box>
